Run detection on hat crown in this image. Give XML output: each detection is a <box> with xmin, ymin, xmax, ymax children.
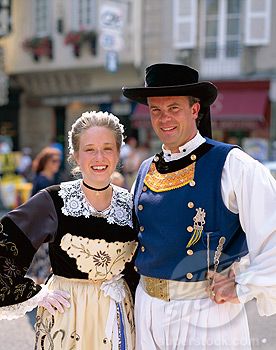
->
<box><xmin>145</xmin><ymin>63</ymin><xmax>199</xmax><ymax>88</ymax></box>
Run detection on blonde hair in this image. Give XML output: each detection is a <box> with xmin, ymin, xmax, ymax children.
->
<box><xmin>68</xmin><ymin>111</ymin><xmax>125</xmax><ymax>175</ymax></box>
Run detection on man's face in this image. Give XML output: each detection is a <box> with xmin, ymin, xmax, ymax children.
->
<box><xmin>147</xmin><ymin>96</ymin><xmax>200</xmax><ymax>153</ymax></box>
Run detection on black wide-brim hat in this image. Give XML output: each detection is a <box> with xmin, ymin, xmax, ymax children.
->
<box><xmin>122</xmin><ymin>63</ymin><xmax>217</xmax><ymax>107</ymax></box>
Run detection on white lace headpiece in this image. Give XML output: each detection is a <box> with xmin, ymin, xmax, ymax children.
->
<box><xmin>68</xmin><ymin>110</ymin><xmax>125</xmax><ymax>155</ymax></box>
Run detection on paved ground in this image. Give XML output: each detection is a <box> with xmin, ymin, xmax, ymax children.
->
<box><xmin>0</xmin><ymin>313</ymin><xmax>35</xmax><ymax>350</ymax></box>
<box><xmin>0</xmin><ymin>301</ymin><xmax>276</xmax><ymax>349</ymax></box>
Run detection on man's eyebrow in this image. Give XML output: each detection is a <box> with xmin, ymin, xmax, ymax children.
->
<box><xmin>149</xmin><ymin>102</ymin><xmax>181</xmax><ymax>108</ymax></box>
<box><xmin>84</xmin><ymin>142</ymin><xmax>114</xmax><ymax>146</ymax></box>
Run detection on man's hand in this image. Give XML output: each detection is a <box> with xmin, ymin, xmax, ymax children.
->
<box><xmin>207</xmin><ymin>269</ymin><xmax>240</xmax><ymax>304</ymax></box>
<box><xmin>38</xmin><ymin>289</ymin><xmax>71</xmax><ymax>315</ymax></box>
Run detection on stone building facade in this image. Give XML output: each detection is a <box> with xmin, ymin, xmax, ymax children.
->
<box><xmin>1</xmin><ymin>0</ymin><xmax>276</xmax><ymax>161</ymax></box>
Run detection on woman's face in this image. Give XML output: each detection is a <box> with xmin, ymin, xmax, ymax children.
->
<box><xmin>74</xmin><ymin>126</ymin><xmax>119</xmax><ymax>187</ymax></box>
<box><xmin>45</xmin><ymin>154</ymin><xmax>61</xmax><ymax>174</ymax></box>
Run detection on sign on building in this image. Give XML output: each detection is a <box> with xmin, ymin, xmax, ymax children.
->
<box><xmin>99</xmin><ymin>1</ymin><xmax>127</xmax><ymax>72</ymax></box>
<box><xmin>0</xmin><ymin>0</ymin><xmax>12</xmax><ymax>37</ymax></box>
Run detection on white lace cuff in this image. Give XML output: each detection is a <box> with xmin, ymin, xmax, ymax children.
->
<box><xmin>0</xmin><ymin>284</ymin><xmax>49</xmax><ymax>320</ymax></box>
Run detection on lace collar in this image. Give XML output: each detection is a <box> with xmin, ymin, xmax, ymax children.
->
<box><xmin>58</xmin><ymin>179</ymin><xmax>133</xmax><ymax>228</ymax></box>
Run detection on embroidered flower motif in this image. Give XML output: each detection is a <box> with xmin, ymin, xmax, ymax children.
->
<box><xmin>58</xmin><ymin>180</ymin><xmax>133</xmax><ymax>227</ymax></box>
<box><xmin>0</xmin><ymin>239</ymin><xmax>18</xmax><ymax>256</ymax></box>
<box><xmin>68</xmin><ymin>196</ymin><xmax>82</xmax><ymax>210</ymax></box>
<box><xmin>14</xmin><ymin>284</ymin><xmax>27</xmax><ymax>300</ymax></box>
<box><xmin>60</xmin><ymin>234</ymin><xmax>138</xmax><ymax>281</ymax></box>
<box><xmin>3</xmin><ymin>259</ymin><xmax>21</xmax><ymax>277</ymax></box>
<box><xmin>93</xmin><ymin>250</ymin><xmax>112</xmax><ymax>267</ymax></box>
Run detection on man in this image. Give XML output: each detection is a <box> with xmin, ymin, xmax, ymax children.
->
<box><xmin>122</xmin><ymin>63</ymin><xmax>276</xmax><ymax>349</ymax></box>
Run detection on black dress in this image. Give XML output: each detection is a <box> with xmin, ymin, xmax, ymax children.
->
<box><xmin>0</xmin><ymin>179</ymin><xmax>139</xmax><ymax>349</ymax></box>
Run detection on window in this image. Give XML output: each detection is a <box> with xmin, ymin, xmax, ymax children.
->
<box><xmin>71</xmin><ymin>0</ymin><xmax>97</xmax><ymax>30</ymax></box>
<box><xmin>244</xmin><ymin>0</ymin><xmax>271</xmax><ymax>45</ymax></box>
<box><xmin>200</xmin><ymin>0</ymin><xmax>242</xmax><ymax>77</ymax></box>
<box><xmin>204</xmin><ymin>0</ymin><xmax>241</xmax><ymax>59</ymax></box>
<box><xmin>34</xmin><ymin>0</ymin><xmax>51</xmax><ymax>37</ymax></box>
<box><xmin>173</xmin><ymin>0</ymin><xmax>198</xmax><ymax>49</ymax></box>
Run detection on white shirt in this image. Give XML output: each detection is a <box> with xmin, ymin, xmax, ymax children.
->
<box><xmin>162</xmin><ymin>132</ymin><xmax>276</xmax><ymax>316</ymax></box>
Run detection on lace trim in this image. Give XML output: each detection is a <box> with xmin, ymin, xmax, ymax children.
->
<box><xmin>58</xmin><ymin>179</ymin><xmax>133</xmax><ymax>227</ymax></box>
<box><xmin>0</xmin><ymin>284</ymin><xmax>48</xmax><ymax>320</ymax></box>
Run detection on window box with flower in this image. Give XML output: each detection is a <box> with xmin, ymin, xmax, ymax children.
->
<box><xmin>64</xmin><ymin>30</ymin><xmax>97</xmax><ymax>57</ymax></box>
<box><xmin>22</xmin><ymin>36</ymin><xmax>53</xmax><ymax>62</ymax></box>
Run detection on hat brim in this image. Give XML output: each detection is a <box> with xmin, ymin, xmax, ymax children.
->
<box><xmin>122</xmin><ymin>82</ymin><xmax>217</xmax><ymax>106</ymax></box>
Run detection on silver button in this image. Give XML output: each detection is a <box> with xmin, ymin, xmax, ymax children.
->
<box><xmin>154</xmin><ymin>155</ymin><xmax>159</xmax><ymax>162</ymax></box>
<box><xmin>187</xmin><ymin>249</ymin><xmax>193</xmax><ymax>256</ymax></box>
<box><xmin>141</xmin><ymin>246</ymin><xmax>145</xmax><ymax>252</ymax></box>
<box><xmin>187</xmin><ymin>226</ymin><xmax>193</xmax><ymax>233</ymax></box>
<box><xmin>186</xmin><ymin>273</ymin><xmax>193</xmax><ymax>280</ymax></box>
<box><xmin>140</xmin><ymin>226</ymin><xmax>145</xmax><ymax>232</ymax></box>
<box><xmin>138</xmin><ymin>204</ymin><xmax>144</xmax><ymax>211</ymax></box>
<box><xmin>187</xmin><ymin>202</ymin><xmax>194</xmax><ymax>208</ymax></box>
<box><xmin>189</xmin><ymin>180</ymin><xmax>196</xmax><ymax>187</ymax></box>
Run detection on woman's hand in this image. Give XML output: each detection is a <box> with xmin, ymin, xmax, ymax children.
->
<box><xmin>207</xmin><ymin>269</ymin><xmax>240</xmax><ymax>304</ymax></box>
<box><xmin>38</xmin><ymin>289</ymin><xmax>71</xmax><ymax>315</ymax></box>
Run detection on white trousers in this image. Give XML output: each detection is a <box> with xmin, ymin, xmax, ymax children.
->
<box><xmin>135</xmin><ymin>283</ymin><xmax>251</xmax><ymax>350</ymax></box>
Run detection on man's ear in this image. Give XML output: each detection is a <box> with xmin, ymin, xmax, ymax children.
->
<box><xmin>192</xmin><ymin>102</ymin><xmax>200</xmax><ymax>120</ymax></box>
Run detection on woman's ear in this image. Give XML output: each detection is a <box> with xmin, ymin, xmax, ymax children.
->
<box><xmin>73</xmin><ymin>151</ymin><xmax>79</xmax><ymax>164</ymax></box>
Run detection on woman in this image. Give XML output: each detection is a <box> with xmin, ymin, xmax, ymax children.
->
<box><xmin>27</xmin><ymin>147</ymin><xmax>62</xmax><ymax>284</ymax></box>
<box><xmin>0</xmin><ymin>111</ymin><xmax>138</xmax><ymax>350</ymax></box>
<box><xmin>31</xmin><ymin>146</ymin><xmax>62</xmax><ymax>196</ymax></box>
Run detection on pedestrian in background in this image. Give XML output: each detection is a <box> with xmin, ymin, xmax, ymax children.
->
<box><xmin>31</xmin><ymin>146</ymin><xmax>62</xmax><ymax>196</ymax></box>
<box><xmin>16</xmin><ymin>147</ymin><xmax>33</xmax><ymax>182</ymax></box>
<box><xmin>0</xmin><ymin>111</ymin><xmax>138</xmax><ymax>350</ymax></box>
<box><xmin>26</xmin><ymin>147</ymin><xmax>62</xmax><ymax>285</ymax></box>
<box><xmin>123</xmin><ymin>63</ymin><xmax>276</xmax><ymax>349</ymax></box>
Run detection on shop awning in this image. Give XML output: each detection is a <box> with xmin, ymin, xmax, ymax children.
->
<box><xmin>130</xmin><ymin>82</ymin><xmax>269</xmax><ymax>130</ymax></box>
<box><xmin>130</xmin><ymin>104</ymin><xmax>151</xmax><ymax>128</ymax></box>
<box><xmin>211</xmin><ymin>85</ymin><xmax>269</xmax><ymax>122</ymax></box>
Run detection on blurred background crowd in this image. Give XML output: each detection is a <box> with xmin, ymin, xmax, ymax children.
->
<box><xmin>1</xmin><ymin>0</ymin><xmax>276</xmax><ymax>208</ymax></box>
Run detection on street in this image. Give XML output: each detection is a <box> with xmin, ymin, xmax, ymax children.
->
<box><xmin>0</xmin><ymin>301</ymin><xmax>276</xmax><ymax>349</ymax></box>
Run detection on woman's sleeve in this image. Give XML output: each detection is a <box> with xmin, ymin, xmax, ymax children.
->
<box><xmin>222</xmin><ymin>148</ymin><xmax>276</xmax><ymax>316</ymax></box>
<box><xmin>0</xmin><ymin>189</ymin><xmax>58</xmax><ymax>319</ymax></box>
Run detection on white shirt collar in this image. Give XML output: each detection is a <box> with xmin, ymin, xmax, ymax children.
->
<box><xmin>162</xmin><ymin>132</ymin><xmax>206</xmax><ymax>162</ymax></box>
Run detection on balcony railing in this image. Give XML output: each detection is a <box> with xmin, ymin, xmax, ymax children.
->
<box><xmin>175</xmin><ymin>45</ymin><xmax>258</xmax><ymax>79</ymax></box>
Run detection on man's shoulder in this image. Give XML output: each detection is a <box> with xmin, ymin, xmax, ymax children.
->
<box><xmin>205</xmin><ymin>137</ymin><xmax>237</xmax><ymax>150</ymax></box>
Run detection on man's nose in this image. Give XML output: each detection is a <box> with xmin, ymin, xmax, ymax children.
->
<box><xmin>159</xmin><ymin>110</ymin><xmax>171</xmax><ymax>121</ymax></box>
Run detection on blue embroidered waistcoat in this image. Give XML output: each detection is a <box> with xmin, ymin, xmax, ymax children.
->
<box><xmin>133</xmin><ymin>138</ymin><xmax>248</xmax><ymax>282</ymax></box>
